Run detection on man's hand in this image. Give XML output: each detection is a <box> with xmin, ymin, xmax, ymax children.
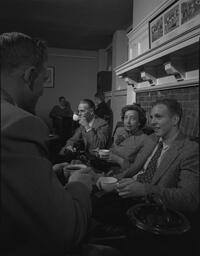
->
<box><xmin>96</xmin><ymin>175</ymin><xmax>106</xmax><ymax>190</ymax></box>
<box><xmin>59</xmin><ymin>145</ymin><xmax>75</xmax><ymax>155</ymax></box>
<box><xmin>52</xmin><ymin>162</ymin><xmax>69</xmax><ymax>172</ymax></box>
<box><xmin>78</xmin><ymin>167</ymin><xmax>102</xmax><ymax>184</ymax></box>
<box><xmin>116</xmin><ymin>179</ymin><xmax>145</xmax><ymax>198</ymax></box>
<box><xmin>68</xmin><ymin>169</ymin><xmax>94</xmax><ymax>193</ymax></box>
<box><xmin>52</xmin><ymin>162</ymin><xmax>69</xmax><ymax>178</ymax></box>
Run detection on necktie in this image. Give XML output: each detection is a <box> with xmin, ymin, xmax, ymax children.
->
<box><xmin>137</xmin><ymin>141</ymin><xmax>163</xmax><ymax>183</ymax></box>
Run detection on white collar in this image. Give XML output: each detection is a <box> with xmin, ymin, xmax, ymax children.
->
<box><xmin>89</xmin><ymin>117</ymin><xmax>95</xmax><ymax>128</ymax></box>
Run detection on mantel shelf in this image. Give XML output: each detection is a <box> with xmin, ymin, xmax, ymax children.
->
<box><xmin>115</xmin><ymin>27</ymin><xmax>200</xmax><ymax>87</ymax></box>
<box><xmin>134</xmin><ymin>78</ymin><xmax>198</xmax><ymax>93</ymax></box>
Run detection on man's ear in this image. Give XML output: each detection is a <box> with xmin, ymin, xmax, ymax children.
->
<box><xmin>23</xmin><ymin>66</ymin><xmax>37</xmax><ymax>90</ymax></box>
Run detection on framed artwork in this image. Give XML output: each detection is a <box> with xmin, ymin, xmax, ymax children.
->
<box><xmin>149</xmin><ymin>0</ymin><xmax>200</xmax><ymax>49</ymax></box>
<box><xmin>150</xmin><ymin>16</ymin><xmax>164</xmax><ymax>43</ymax></box>
<box><xmin>44</xmin><ymin>66</ymin><xmax>55</xmax><ymax>88</ymax></box>
<box><xmin>164</xmin><ymin>3</ymin><xmax>179</xmax><ymax>34</ymax></box>
<box><xmin>181</xmin><ymin>0</ymin><xmax>200</xmax><ymax>25</ymax></box>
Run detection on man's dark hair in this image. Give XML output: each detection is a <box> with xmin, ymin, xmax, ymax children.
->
<box><xmin>121</xmin><ymin>104</ymin><xmax>147</xmax><ymax>129</ymax></box>
<box><xmin>94</xmin><ymin>92</ymin><xmax>105</xmax><ymax>102</ymax></box>
<box><xmin>152</xmin><ymin>98</ymin><xmax>182</xmax><ymax>126</ymax></box>
<box><xmin>0</xmin><ymin>32</ymin><xmax>48</xmax><ymax>71</ymax></box>
<box><xmin>80</xmin><ymin>99</ymin><xmax>96</xmax><ymax>110</ymax></box>
<box><xmin>59</xmin><ymin>96</ymin><xmax>65</xmax><ymax>102</ymax></box>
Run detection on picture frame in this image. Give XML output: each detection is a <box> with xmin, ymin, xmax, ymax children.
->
<box><xmin>44</xmin><ymin>66</ymin><xmax>55</xmax><ymax>88</ymax></box>
<box><xmin>149</xmin><ymin>0</ymin><xmax>200</xmax><ymax>49</ymax></box>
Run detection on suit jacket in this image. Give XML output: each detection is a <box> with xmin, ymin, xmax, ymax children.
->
<box><xmin>66</xmin><ymin>117</ymin><xmax>110</xmax><ymax>152</ymax></box>
<box><xmin>1</xmin><ymin>99</ymin><xmax>91</xmax><ymax>255</ymax></box>
<box><xmin>130</xmin><ymin>133</ymin><xmax>199</xmax><ymax>213</ymax></box>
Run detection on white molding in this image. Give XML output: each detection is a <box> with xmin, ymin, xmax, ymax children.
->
<box><xmin>104</xmin><ymin>91</ymin><xmax>112</xmax><ymax>97</ymax></box>
<box><xmin>135</xmin><ymin>79</ymin><xmax>198</xmax><ymax>93</ymax></box>
<box><xmin>113</xmin><ymin>89</ymin><xmax>127</xmax><ymax>97</ymax></box>
<box><xmin>115</xmin><ymin>27</ymin><xmax>200</xmax><ymax>75</ymax></box>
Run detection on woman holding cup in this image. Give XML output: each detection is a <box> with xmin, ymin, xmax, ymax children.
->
<box><xmin>100</xmin><ymin>104</ymin><xmax>157</xmax><ymax>174</ymax></box>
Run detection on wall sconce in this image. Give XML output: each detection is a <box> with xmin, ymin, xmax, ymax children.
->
<box><xmin>140</xmin><ymin>71</ymin><xmax>156</xmax><ymax>85</ymax></box>
<box><xmin>164</xmin><ymin>62</ymin><xmax>185</xmax><ymax>81</ymax></box>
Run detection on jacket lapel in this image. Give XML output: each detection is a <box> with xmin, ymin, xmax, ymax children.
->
<box><xmin>152</xmin><ymin>133</ymin><xmax>185</xmax><ymax>184</ymax></box>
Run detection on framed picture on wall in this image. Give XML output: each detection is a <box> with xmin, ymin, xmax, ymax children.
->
<box><xmin>44</xmin><ymin>66</ymin><xmax>55</xmax><ymax>88</ymax></box>
<box><xmin>149</xmin><ymin>0</ymin><xmax>200</xmax><ymax>49</ymax></box>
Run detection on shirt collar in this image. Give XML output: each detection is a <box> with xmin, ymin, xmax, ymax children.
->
<box><xmin>160</xmin><ymin>131</ymin><xmax>180</xmax><ymax>149</ymax></box>
<box><xmin>1</xmin><ymin>89</ymin><xmax>17</xmax><ymax>106</ymax></box>
<box><xmin>89</xmin><ymin>117</ymin><xmax>95</xmax><ymax>128</ymax></box>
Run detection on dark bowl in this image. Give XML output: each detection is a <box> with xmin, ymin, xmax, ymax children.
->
<box><xmin>127</xmin><ymin>203</ymin><xmax>191</xmax><ymax>235</ymax></box>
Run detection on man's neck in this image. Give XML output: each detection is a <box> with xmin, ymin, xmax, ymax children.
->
<box><xmin>88</xmin><ymin>116</ymin><xmax>95</xmax><ymax>127</ymax></box>
<box><xmin>162</xmin><ymin>129</ymin><xmax>180</xmax><ymax>146</ymax></box>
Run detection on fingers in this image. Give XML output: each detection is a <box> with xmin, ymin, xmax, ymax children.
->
<box><xmin>52</xmin><ymin>162</ymin><xmax>69</xmax><ymax>172</ymax></box>
<box><xmin>118</xmin><ymin>178</ymin><xmax>133</xmax><ymax>186</ymax></box>
<box><xmin>59</xmin><ymin>147</ymin><xmax>66</xmax><ymax>155</ymax></box>
<box><xmin>118</xmin><ymin>191</ymin><xmax>129</xmax><ymax>198</ymax></box>
<box><xmin>96</xmin><ymin>179</ymin><xmax>102</xmax><ymax>190</ymax></box>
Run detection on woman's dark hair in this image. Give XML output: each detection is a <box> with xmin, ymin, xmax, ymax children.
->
<box><xmin>121</xmin><ymin>104</ymin><xmax>147</xmax><ymax>129</ymax></box>
<box><xmin>59</xmin><ymin>96</ymin><xmax>65</xmax><ymax>102</ymax></box>
<box><xmin>80</xmin><ymin>99</ymin><xmax>95</xmax><ymax>110</ymax></box>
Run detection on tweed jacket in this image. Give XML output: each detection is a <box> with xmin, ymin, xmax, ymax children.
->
<box><xmin>1</xmin><ymin>98</ymin><xmax>91</xmax><ymax>255</ymax></box>
<box><xmin>127</xmin><ymin>133</ymin><xmax>199</xmax><ymax>213</ymax></box>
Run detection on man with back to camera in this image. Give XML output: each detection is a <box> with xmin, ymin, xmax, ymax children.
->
<box><xmin>0</xmin><ymin>32</ymin><xmax>94</xmax><ymax>255</ymax></box>
<box><xmin>60</xmin><ymin>98</ymin><xmax>110</xmax><ymax>157</ymax></box>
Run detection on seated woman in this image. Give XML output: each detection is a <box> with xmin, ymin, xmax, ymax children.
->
<box><xmin>104</xmin><ymin>104</ymin><xmax>157</xmax><ymax>173</ymax></box>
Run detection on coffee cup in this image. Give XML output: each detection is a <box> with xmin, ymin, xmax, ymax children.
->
<box><xmin>63</xmin><ymin>164</ymin><xmax>87</xmax><ymax>177</ymax></box>
<box><xmin>73</xmin><ymin>113</ymin><xmax>80</xmax><ymax>121</ymax></box>
<box><xmin>99</xmin><ymin>149</ymin><xmax>110</xmax><ymax>159</ymax></box>
<box><xmin>99</xmin><ymin>177</ymin><xmax>118</xmax><ymax>192</ymax></box>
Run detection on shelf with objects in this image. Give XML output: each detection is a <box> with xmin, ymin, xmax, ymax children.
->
<box><xmin>115</xmin><ymin>0</ymin><xmax>200</xmax><ymax>92</ymax></box>
<box><xmin>115</xmin><ymin>29</ymin><xmax>199</xmax><ymax>91</ymax></box>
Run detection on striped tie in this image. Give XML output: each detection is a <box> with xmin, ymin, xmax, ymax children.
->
<box><xmin>137</xmin><ymin>141</ymin><xmax>163</xmax><ymax>183</ymax></box>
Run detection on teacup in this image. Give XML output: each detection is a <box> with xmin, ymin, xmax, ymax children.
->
<box><xmin>99</xmin><ymin>177</ymin><xmax>118</xmax><ymax>192</ymax></box>
<box><xmin>99</xmin><ymin>149</ymin><xmax>110</xmax><ymax>159</ymax></box>
<box><xmin>63</xmin><ymin>164</ymin><xmax>87</xmax><ymax>177</ymax></box>
<box><xmin>73</xmin><ymin>113</ymin><xmax>80</xmax><ymax>121</ymax></box>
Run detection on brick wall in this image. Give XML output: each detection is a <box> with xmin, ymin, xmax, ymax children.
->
<box><xmin>136</xmin><ymin>86</ymin><xmax>199</xmax><ymax>138</ymax></box>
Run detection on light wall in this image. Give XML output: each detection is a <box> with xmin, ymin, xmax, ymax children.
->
<box><xmin>133</xmin><ymin>0</ymin><xmax>166</xmax><ymax>27</ymax></box>
<box><xmin>36</xmin><ymin>48</ymin><xmax>98</xmax><ymax>128</ymax></box>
